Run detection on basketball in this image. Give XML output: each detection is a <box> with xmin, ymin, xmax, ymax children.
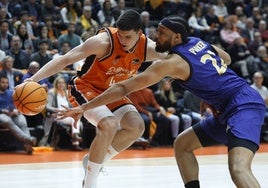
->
<box><xmin>13</xmin><ymin>82</ymin><xmax>48</xmax><ymax>116</ymax></box>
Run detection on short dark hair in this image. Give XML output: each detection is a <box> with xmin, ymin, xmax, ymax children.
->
<box><xmin>116</xmin><ymin>9</ymin><xmax>142</xmax><ymax>32</ymax></box>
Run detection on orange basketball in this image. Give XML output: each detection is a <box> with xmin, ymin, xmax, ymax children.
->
<box><xmin>13</xmin><ymin>82</ymin><xmax>48</xmax><ymax>116</ymax></box>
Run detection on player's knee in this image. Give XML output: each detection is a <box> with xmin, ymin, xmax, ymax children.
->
<box><xmin>229</xmin><ymin>161</ymin><xmax>247</xmax><ymax>181</ymax></box>
<box><xmin>173</xmin><ymin>133</ymin><xmax>192</xmax><ymax>154</ymax></box>
<box><xmin>98</xmin><ymin>117</ymin><xmax>118</xmax><ymax>137</ymax></box>
<box><xmin>173</xmin><ymin>136</ymin><xmax>183</xmax><ymax>152</ymax></box>
<box><xmin>126</xmin><ymin>118</ymin><xmax>145</xmax><ymax>139</ymax></box>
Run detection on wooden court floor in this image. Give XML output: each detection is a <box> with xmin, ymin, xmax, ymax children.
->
<box><xmin>0</xmin><ymin>143</ymin><xmax>268</xmax><ymax>188</ymax></box>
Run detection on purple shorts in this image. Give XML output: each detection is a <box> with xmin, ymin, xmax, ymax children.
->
<box><xmin>199</xmin><ymin>86</ymin><xmax>266</xmax><ymax>146</ymax></box>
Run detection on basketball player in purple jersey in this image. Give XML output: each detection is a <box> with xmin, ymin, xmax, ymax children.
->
<box><xmin>57</xmin><ymin>16</ymin><xmax>265</xmax><ymax>188</ymax></box>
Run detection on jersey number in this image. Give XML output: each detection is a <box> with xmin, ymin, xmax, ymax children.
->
<box><xmin>200</xmin><ymin>51</ymin><xmax>227</xmax><ymax>75</ymax></box>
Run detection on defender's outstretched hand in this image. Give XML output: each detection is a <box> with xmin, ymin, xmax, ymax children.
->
<box><xmin>56</xmin><ymin>105</ymin><xmax>84</xmax><ymax>128</ymax></box>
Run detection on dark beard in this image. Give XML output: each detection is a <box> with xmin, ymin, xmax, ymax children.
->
<box><xmin>155</xmin><ymin>41</ymin><xmax>172</xmax><ymax>53</ymax></box>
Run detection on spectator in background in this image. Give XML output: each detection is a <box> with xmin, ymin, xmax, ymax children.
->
<box><xmin>5</xmin><ymin>35</ymin><xmax>31</xmax><ymax>71</ymax></box>
<box><xmin>257</xmin><ymin>19</ymin><xmax>268</xmax><ymax>45</ymax></box>
<box><xmin>253</xmin><ymin>45</ymin><xmax>268</xmax><ymax>87</ymax></box>
<box><xmin>183</xmin><ymin>90</ymin><xmax>213</xmax><ymax>124</ymax></box>
<box><xmin>83</xmin><ymin>0</ymin><xmax>101</xmax><ymax>23</ymax></box>
<box><xmin>240</xmin><ymin>17</ymin><xmax>258</xmax><ymax>44</ymax></box>
<box><xmin>15</xmin><ymin>23</ymin><xmax>35</xmax><ymax>55</ymax></box>
<box><xmin>0</xmin><ymin>0</ymin><xmax>14</xmax><ymax>20</ymax></box>
<box><xmin>250</xmin><ymin>71</ymin><xmax>268</xmax><ymax>131</ymax></box>
<box><xmin>141</xmin><ymin>11</ymin><xmax>150</xmax><ymax>36</ymax></box>
<box><xmin>20</xmin><ymin>1</ymin><xmax>41</xmax><ymax>37</ymax></box>
<box><xmin>21</xmin><ymin>0</ymin><xmax>42</xmax><ymax>25</ymax></box>
<box><xmin>60</xmin><ymin>0</ymin><xmax>81</xmax><ymax>24</ymax></box>
<box><xmin>244</xmin><ymin>0</ymin><xmax>260</xmax><ymax>18</ymax></box>
<box><xmin>251</xmin><ymin>6</ymin><xmax>263</xmax><ymax>28</ymax></box>
<box><xmin>112</xmin><ymin>0</ymin><xmax>126</xmax><ymax>21</ymax></box>
<box><xmin>155</xmin><ymin>78</ymin><xmax>192</xmax><ymax>137</ymax></box>
<box><xmin>219</xmin><ymin>19</ymin><xmax>241</xmax><ymax>49</ymax></box>
<box><xmin>22</xmin><ymin>61</ymin><xmax>52</xmax><ymax>91</ymax></box>
<box><xmin>80</xmin><ymin>27</ymin><xmax>96</xmax><ymax>42</ymax></box>
<box><xmin>43</xmin><ymin>16</ymin><xmax>60</xmax><ymax>49</ymax></box>
<box><xmin>0</xmin><ymin>55</ymin><xmax>23</xmax><ymax>90</ymax></box>
<box><xmin>14</xmin><ymin>11</ymin><xmax>35</xmax><ymax>40</ymax></box>
<box><xmin>43</xmin><ymin>76</ymin><xmax>83</xmax><ymax>151</ymax></box>
<box><xmin>226</xmin><ymin>0</ymin><xmax>244</xmax><ymax>16</ymax></box>
<box><xmin>0</xmin><ymin>7</ymin><xmax>14</xmax><ymax>34</ymax></box>
<box><xmin>187</xmin><ymin>0</ymin><xmax>203</xmax><ymax>16</ymax></box>
<box><xmin>30</xmin><ymin>39</ymin><xmax>52</xmax><ymax>68</ymax></box>
<box><xmin>251</xmin><ymin>71</ymin><xmax>268</xmax><ymax>107</ymax></box>
<box><xmin>128</xmin><ymin>87</ymin><xmax>172</xmax><ymax>146</ymax></box>
<box><xmin>228</xmin><ymin>36</ymin><xmax>255</xmax><ymax>82</ymax></box>
<box><xmin>79</xmin><ymin>5</ymin><xmax>99</xmax><ymax>33</ymax></box>
<box><xmin>248</xmin><ymin>31</ymin><xmax>264</xmax><ymax>57</ymax></box>
<box><xmin>97</xmin><ymin>0</ymin><xmax>115</xmax><ymax>27</ymax></box>
<box><xmin>183</xmin><ymin>90</ymin><xmax>202</xmax><ymax>124</ymax></box>
<box><xmin>40</xmin><ymin>0</ymin><xmax>65</xmax><ymax>30</ymax></box>
<box><xmin>0</xmin><ymin>75</ymin><xmax>36</xmax><ymax>155</ymax></box>
<box><xmin>213</xmin><ymin>0</ymin><xmax>228</xmax><ymax>19</ymax></box>
<box><xmin>33</xmin><ymin>25</ymin><xmax>57</xmax><ymax>55</ymax></box>
<box><xmin>234</xmin><ymin>6</ymin><xmax>247</xmax><ymax>31</ymax></box>
<box><xmin>57</xmin><ymin>22</ymin><xmax>82</xmax><ymax>50</ymax></box>
<box><xmin>204</xmin><ymin>5</ymin><xmax>221</xmax><ymax>43</ymax></box>
<box><xmin>0</xmin><ymin>19</ymin><xmax>12</xmax><ymax>51</ymax></box>
<box><xmin>188</xmin><ymin>6</ymin><xmax>211</xmax><ymax>41</ymax></box>
<box><xmin>99</xmin><ymin>0</ymin><xmax>117</xmax><ymax>8</ymax></box>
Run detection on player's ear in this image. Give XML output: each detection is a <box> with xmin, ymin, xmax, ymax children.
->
<box><xmin>174</xmin><ymin>33</ymin><xmax>182</xmax><ymax>44</ymax></box>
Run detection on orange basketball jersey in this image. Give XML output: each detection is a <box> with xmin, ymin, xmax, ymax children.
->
<box><xmin>69</xmin><ymin>27</ymin><xmax>148</xmax><ymax>109</ymax></box>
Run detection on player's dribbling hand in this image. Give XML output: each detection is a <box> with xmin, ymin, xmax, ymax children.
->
<box><xmin>55</xmin><ymin>105</ymin><xmax>84</xmax><ymax>128</ymax></box>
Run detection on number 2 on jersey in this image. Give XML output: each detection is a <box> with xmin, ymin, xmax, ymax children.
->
<box><xmin>200</xmin><ymin>50</ymin><xmax>227</xmax><ymax>75</ymax></box>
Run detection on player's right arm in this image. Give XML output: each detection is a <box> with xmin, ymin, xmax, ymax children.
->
<box><xmin>30</xmin><ymin>32</ymin><xmax>111</xmax><ymax>82</ymax></box>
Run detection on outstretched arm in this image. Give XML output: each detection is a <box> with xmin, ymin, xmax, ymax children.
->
<box><xmin>56</xmin><ymin>58</ymin><xmax>178</xmax><ymax>121</ymax></box>
<box><xmin>56</xmin><ymin>53</ymin><xmax>189</xmax><ymax>123</ymax></box>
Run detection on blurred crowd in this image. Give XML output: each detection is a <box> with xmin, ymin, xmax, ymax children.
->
<box><xmin>1</xmin><ymin>0</ymin><xmax>268</xmax><ymax>154</ymax></box>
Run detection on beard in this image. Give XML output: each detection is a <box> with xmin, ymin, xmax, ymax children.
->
<box><xmin>155</xmin><ymin>39</ymin><xmax>172</xmax><ymax>53</ymax></box>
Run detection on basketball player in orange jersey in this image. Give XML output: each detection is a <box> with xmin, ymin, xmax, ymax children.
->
<box><xmin>26</xmin><ymin>10</ymin><xmax>166</xmax><ymax>188</ymax></box>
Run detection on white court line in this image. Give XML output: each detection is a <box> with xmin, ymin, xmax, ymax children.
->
<box><xmin>0</xmin><ymin>153</ymin><xmax>267</xmax><ymax>188</ymax></box>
